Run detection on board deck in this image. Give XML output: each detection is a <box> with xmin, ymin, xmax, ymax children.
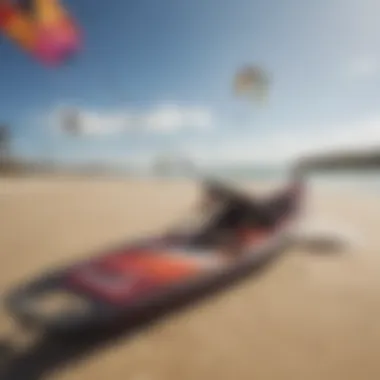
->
<box><xmin>3</xmin><ymin>180</ymin><xmax>301</xmax><ymax>335</ymax></box>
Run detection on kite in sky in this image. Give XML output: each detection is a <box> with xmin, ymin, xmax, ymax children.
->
<box><xmin>0</xmin><ymin>0</ymin><xmax>81</xmax><ymax>66</ymax></box>
<box><xmin>233</xmin><ymin>65</ymin><xmax>270</xmax><ymax>105</ymax></box>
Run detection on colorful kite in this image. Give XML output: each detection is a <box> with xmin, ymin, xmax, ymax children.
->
<box><xmin>233</xmin><ymin>65</ymin><xmax>270</xmax><ymax>105</ymax></box>
<box><xmin>0</xmin><ymin>0</ymin><xmax>81</xmax><ymax>65</ymax></box>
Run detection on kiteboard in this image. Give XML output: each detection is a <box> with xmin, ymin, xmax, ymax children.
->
<box><xmin>4</xmin><ymin>180</ymin><xmax>302</xmax><ymax>336</ymax></box>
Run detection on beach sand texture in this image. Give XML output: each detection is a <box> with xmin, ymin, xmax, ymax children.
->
<box><xmin>0</xmin><ymin>177</ymin><xmax>380</xmax><ymax>380</ymax></box>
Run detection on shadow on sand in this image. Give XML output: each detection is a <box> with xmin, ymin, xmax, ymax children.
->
<box><xmin>0</xmin><ymin>244</ymin><xmax>287</xmax><ymax>380</ymax></box>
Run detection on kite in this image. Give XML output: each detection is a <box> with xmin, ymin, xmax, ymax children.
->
<box><xmin>233</xmin><ymin>65</ymin><xmax>270</xmax><ymax>105</ymax></box>
<box><xmin>0</xmin><ymin>0</ymin><xmax>81</xmax><ymax>66</ymax></box>
<box><xmin>59</xmin><ymin>107</ymin><xmax>82</xmax><ymax>136</ymax></box>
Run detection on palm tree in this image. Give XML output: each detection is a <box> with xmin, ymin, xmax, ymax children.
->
<box><xmin>0</xmin><ymin>124</ymin><xmax>12</xmax><ymax>174</ymax></box>
<box><xmin>0</xmin><ymin>124</ymin><xmax>10</xmax><ymax>164</ymax></box>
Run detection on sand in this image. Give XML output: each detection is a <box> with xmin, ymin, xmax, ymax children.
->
<box><xmin>1</xmin><ymin>177</ymin><xmax>380</xmax><ymax>380</ymax></box>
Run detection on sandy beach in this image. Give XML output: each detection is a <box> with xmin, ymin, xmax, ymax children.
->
<box><xmin>1</xmin><ymin>177</ymin><xmax>380</xmax><ymax>380</ymax></box>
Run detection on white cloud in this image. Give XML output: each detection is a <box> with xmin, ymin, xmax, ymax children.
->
<box><xmin>77</xmin><ymin>110</ymin><xmax>132</xmax><ymax>135</ymax></box>
<box><xmin>52</xmin><ymin>104</ymin><xmax>214</xmax><ymax>136</ymax></box>
<box><xmin>145</xmin><ymin>105</ymin><xmax>212</xmax><ymax>133</ymax></box>
<box><xmin>344</xmin><ymin>56</ymin><xmax>380</xmax><ymax>80</ymax></box>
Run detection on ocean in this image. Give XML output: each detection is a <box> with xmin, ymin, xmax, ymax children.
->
<box><xmin>145</xmin><ymin>165</ymin><xmax>380</xmax><ymax>194</ymax></box>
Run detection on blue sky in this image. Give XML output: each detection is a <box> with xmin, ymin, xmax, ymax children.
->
<box><xmin>1</xmin><ymin>0</ymin><xmax>380</xmax><ymax>166</ymax></box>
